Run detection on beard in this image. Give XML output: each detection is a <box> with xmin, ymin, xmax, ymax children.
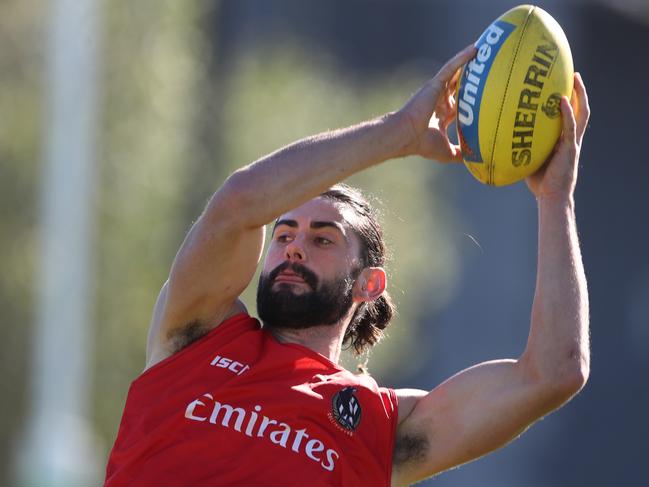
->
<box><xmin>256</xmin><ymin>261</ymin><xmax>359</xmax><ymax>330</ymax></box>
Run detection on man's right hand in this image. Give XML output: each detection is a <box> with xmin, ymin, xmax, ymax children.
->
<box><xmin>398</xmin><ymin>44</ymin><xmax>477</xmax><ymax>163</ymax></box>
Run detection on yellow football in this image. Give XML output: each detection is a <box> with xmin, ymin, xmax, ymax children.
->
<box><xmin>456</xmin><ymin>5</ymin><xmax>574</xmax><ymax>186</ymax></box>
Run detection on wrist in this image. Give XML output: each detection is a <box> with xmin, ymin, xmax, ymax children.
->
<box><xmin>537</xmin><ymin>192</ymin><xmax>575</xmax><ymax>214</ymax></box>
<box><xmin>386</xmin><ymin>110</ymin><xmax>420</xmax><ymax>158</ymax></box>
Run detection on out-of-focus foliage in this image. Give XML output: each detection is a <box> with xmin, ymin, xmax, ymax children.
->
<box><xmin>0</xmin><ymin>0</ymin><xmax>44</xmax><ymax>481</ymax></box>
<box><xmin>94</xmin><ymin>0</ymin><xmax>210</xmax><ymax>449</ymax></box>
<box><xmin>1</xmin><ymin>1</ymin><xmax>457</xmax><ymax>480</ymax></box>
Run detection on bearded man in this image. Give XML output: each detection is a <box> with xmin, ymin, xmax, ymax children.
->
<box><xmin>104</xmin><ymin>45</ymin><xmax>591</xmax><ymax>486</ymax></box>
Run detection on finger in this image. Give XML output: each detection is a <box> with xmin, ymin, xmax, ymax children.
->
<box><xmin>572</xmin><ymin>72</ymin><xmax>590</xmax><ymax>144</ymax></box>
<box><xmin>449</xmin><ymin>68</ymin><xmax>461</xmax><ymax>95</ymax></box>
<box><xmin>426</xmin><ymin>130</ymin><xmax>464</xmax><ymax>163</ymax></box>
<box><xmin>441</xmin><ymin>98</ymin><xmax>457</xmax><ymax>130</ymax></box>
<box><xmin>439</xmin><ymin>91</ymin><xmax>456</xmax><ymax>123</ymax></box>
<box><xmin>447</xmin><ymin>143</ymin><xmax>464</xmax><ymax>162</ymax></box>
<box><xmin>432</xmin><ymin>44</ymin><xmax>477</xmax><ymax>89</ymax></box>
<box><xmin>441</xmin><ymin>111</ymin><xmax>454</xmax><ymax>131</ymax></box>
<box><xmin>438</xmin><ymin>143</ymin><xmax>464</xmax><ymax>163</ymax></box>
<box><xmin>560</xmin><ymin>95</ymin><xmax>577</xmax><ymax>154</ymax></box>
<box><xmin>440</xmin><ymin>132</ymin><xmax>464</xmax><ymax>162</ymax></box>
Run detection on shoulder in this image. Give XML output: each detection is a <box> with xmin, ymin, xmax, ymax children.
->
<box><xmin>145</xmin><ymin>299</ymin><xmax>253</xmax><ymax>371</ymax></box>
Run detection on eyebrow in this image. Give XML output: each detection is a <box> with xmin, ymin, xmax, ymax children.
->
<box><xmin>273</xmin><ymin>219</ymin><xmax>348</xmax><ymax>241</ymax></box>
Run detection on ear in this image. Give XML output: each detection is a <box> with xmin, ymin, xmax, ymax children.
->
<box><xmin>353</xmin><ymin>267</ymin><xmax>387</xmax><ymax>303</ymax></box>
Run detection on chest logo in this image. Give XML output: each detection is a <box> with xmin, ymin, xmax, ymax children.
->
<box><xmin>210</xmin><ymin>355</ymin><xmax>251</xmax><ymax>376</ymax></box>
<box><xmin>329</xmin><ymin>387</ymin><xmax>361</xmax><ymax>435</ymax></box>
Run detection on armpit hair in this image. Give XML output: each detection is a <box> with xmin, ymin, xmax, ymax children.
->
<box><xmin>167</xmin><ymin>320</ymin><xmax>210</xmax><ymax>354</ymax></box>
<box><xmin>393</xmin><ymin>430</ymin><xmax>429</xmax><ymax>467</ymax></box>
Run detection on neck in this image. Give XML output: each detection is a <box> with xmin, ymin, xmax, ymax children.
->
<box><xmin>268</xmin><ymin>322</ymin><xmax>347</xmax><ymax>364</ymax></box>
<box><xmin>263</xmin><ymin>303</ymin><xmax>360</xmax><ymax>364</ymax></box>
<box><xmin>269</xmin><ymin>324</ymin><xmax>346</xmax><ymax>363</ymax></box>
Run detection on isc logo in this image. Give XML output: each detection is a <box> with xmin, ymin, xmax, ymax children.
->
<box><xmin>210</xmin><ymin>355</ymin><xmax>250</xmax><ymax>376</ymax></box>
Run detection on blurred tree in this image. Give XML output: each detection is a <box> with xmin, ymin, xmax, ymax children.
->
<box><xmin>0</xmin><ymin>2</ymin><xmax>458</xmax><ymax>481</ymax></box>
<box><xmin>0</xmin><ymin>1</ymin><xmax>45</xmax><ymax>483</ymax></box>
<box><xmin>94</xmin><ymin>0</ymin><xmax>211</xmax><ymax>448</ymax></box>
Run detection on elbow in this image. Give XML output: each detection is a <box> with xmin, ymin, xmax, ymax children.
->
<box><xmin>203</xmin><ymin>170</ymin><xmax>256</xmax><ymax>228</ymax></box>
<box><xmin>522</xmin><ymin>350</ymin><xmax>590</xmax><ymax>405</ymax></box>
<box><xmin>556</xmin><ymin>358</ymin><xmax>589</xmax><ymax>398</ymax></box>
<box><xmin>538</xmin><ymin>365</ymin><xmax>588</xmax><ymax>410</ymax></box>
<box><xmin>220</xmin><ymin>168</ymin><xmax>252</xmax><ymax>202</ymax></box>
<box><xmin>556</xmin><ymin>346</ymin><xmax>590</xmax><ymax>397</ymax></box>
<box><xmin>211</xmin><ymin>170</ymin><xmax>248</xmax><ymax>210</ymax></box>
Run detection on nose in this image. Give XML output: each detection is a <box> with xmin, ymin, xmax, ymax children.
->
<box><xmin>285</xmin><ymin>236</ymin><xmax>306</xmax><ymax>262</ymax></box>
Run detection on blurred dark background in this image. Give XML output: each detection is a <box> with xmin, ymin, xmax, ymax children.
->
<box><xmin>1</xmin><ymin>0</ymin><xmax>647</xmax><ymax>485</ymax></box>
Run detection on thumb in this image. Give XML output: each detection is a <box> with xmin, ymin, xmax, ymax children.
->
<box><xmin>426</xmin><ymin>130</ymin><xmax>464</xmax><ymax>163</ymax></box>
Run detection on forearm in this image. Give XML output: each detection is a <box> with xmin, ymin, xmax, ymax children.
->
<box><xmin>219</xmin><ymin>111</ymin><xmax>413</xmax><ymax>228</ymax></box>
<box><xmin>204</xmin><ymin>46</ymin><xmax>477</xmax><ymax>229</ymax></box>
<box><xmin>522</xmin><ymin>195</ymin><xmax>590</xmax><ymax>388</ymax></box>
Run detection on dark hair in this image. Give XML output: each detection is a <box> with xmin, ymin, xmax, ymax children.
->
<box><xmin>320</xmin><ymin>184</ymin><xmax>395</xmax><ymax>355</ymax></box>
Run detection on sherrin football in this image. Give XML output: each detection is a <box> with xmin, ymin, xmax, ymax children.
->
<box><xmin>456</xmin><ymin>5</ymin><xmax>574</xmax><ymax>186</ymax></box>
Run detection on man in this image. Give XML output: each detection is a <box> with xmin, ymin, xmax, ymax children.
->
<box><xmin>105</xmin><ymin>44</ymin><xmax>591</xmax><ymax>486</ymax></box>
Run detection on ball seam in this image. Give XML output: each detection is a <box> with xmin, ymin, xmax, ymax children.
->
<box><xmin>489</xmin><ymin>5</ymin><xmax>535</xmax><ymax>186</ymax></box>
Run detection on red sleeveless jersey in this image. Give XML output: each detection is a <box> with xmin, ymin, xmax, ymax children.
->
<box><xmin>105</xmin><ymin>313</ymin><xmax>398</xmax><ymax>486</ymax></box>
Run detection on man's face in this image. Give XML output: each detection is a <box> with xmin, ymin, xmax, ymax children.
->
<box><xmin>256</xmin><ymin>198</ymin><xmax>363</xmax><ymax>330</ymax></box>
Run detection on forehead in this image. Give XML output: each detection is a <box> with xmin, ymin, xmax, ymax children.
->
<box><xmin>276</xmin><ymin>197</ymin><xmax>358</xmax><ymax>230</ymax></box>
<box><xmin>271</xmin><ymin>197</ymin><xmax>364</xmax><ymax>264</ymax></box>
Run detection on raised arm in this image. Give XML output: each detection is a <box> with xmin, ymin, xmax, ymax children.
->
<box><xmin>392</xmin><ymin>73</ymin><xmax>591</xmax><ymax>486</ymax></box>
<box><xmin>145</xmin><ymin>46</ymin><xmax>478</xmax><ymax>368</ymax></box>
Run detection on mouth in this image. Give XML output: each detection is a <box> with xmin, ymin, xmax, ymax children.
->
<box><xmin>274</xmin><ymin>271</ymin><xmax>309</xmax><ymax>285</ymax></box>
<box><xmin>268</xmin><ymin>262</ymin><xmax>318</xmax><ymax>290</ymax></box>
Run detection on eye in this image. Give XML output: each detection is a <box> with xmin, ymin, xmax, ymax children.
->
<box><xmin>315</xmin><ymin>236</ymin><xmax>333</xmax><ymax>246</ymax></box>
<box><xmin>276</xmin><ymin>234</ymin><xmax>292</xmax><ymax>243</ymax></box>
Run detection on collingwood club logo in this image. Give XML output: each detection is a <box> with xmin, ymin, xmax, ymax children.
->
<box><xmin>329</xmin><ymin>387</ymin><xmax>361</xmax><ymax>435</ymax></box>
<box><xmin>542</xmin><ymin>92</ymin><xmax>562</xmax><ymax>118</ymax></box>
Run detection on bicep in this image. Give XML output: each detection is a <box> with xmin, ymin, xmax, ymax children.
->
<box><xmin>149</xmin><ymin>190</ymin><xmax>266</xmax><ymax>351</ymax></box>
<box><xmin>393</xmin><ymin>359</ymin><xmax>558</xmax><ymax>485</ymax></box>
<box><xmin>166</xmin><ymin>213</ymin><xmax>265</xmax><ymax>320</ymax></box>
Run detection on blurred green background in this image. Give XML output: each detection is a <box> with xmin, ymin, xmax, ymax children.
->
<box><xmin>1</xmin><ymin>1</ymin><xmax>459</xmax><ymax>483</ymax></box>
<box><xmin>2</xmin><ymin>1</ymin><xmax>648</xmax><ymax>486</ymax></box>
